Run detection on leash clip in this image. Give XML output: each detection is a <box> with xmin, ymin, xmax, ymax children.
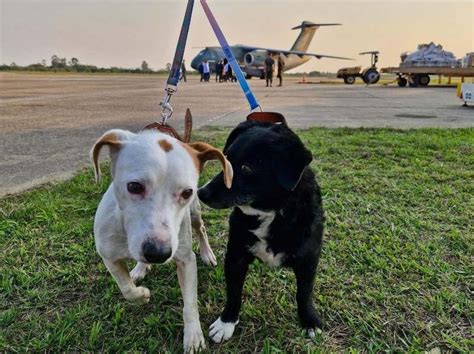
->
<box><xmin>160</xmin><ymin>86</ymin><xmax>176</xmax><ymax>124</ymax></box>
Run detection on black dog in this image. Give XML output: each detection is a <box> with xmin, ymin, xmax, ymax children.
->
<box><xmin>198</xmin><ymin>118</ymin><xmax>324</xmax><ymax>343</ymax></box>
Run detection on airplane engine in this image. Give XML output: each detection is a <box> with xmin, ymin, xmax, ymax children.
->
<box><xmin>244</xmin><ymin>50</ymin><xmax>268</xmax><ymax>67</ymax></box>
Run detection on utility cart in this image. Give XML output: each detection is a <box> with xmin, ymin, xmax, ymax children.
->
<box><xmin>337</xmin><ymin>51</ymin><xmax>380</xmax><ymax>85</ymax></box>
<box><xmin>381</xmin><ymin>66</ymin><xmax>474</xmax><ymax>87</ymax></box>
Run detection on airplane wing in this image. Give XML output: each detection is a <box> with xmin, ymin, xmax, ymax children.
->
<box><xmin>238</xmin><ymin>45</ymin><xmax>353</xmax><ymax>60</ymax></box>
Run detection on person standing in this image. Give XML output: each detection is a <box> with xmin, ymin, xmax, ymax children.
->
<box><xmin>198</xmin><ymin>62</ymin><xmax>204</xmax><ymax>82</ymax></box>
<box><xmin>202</xmin><ymin>60</ymin><xmax>210</xmax><ymax>82</ymax></box>
<box><xmin>216</xmin><ymin>60</ymin><xmax>223</xmax><ymax>82</ymax></box>
<box><xmin>222</xmin><ymin>58</ymin><xmax>229</xmax><ymax>82</ymax></box>
<box><xmin>277</xmin><ymin>55</ymin><xmax>285</xmax><ymax>87</ymax></box>
<box><xmin>264</xmin><ymin>52</ymin><xmax>275</xmax><ymax>87</ymax></box>
<box><xmin>228</xmin><ymin>64</ymin><xmax>235</xmax><ymax>82</ymax></box>
<box><xmin>180</xmin><ymin>59</ymin><xmax>187</xmax><ymax>82</ymax></box>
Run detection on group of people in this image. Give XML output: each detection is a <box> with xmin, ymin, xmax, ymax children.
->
<box><xmin>264</xmin><ymin>52</ymin><xmax>285</xmax><ymax>87</ymax></box>
<box><xmin>189</xmin><ymin>51</ymin><xmax>286</xmax><ymax>87</ymax></box>
<box><xmin>215</xmin><ymin>59</ymin><xmax>237</xmax><ymax>83</ymax></box>
<box><xmin>198</xmin><ymin>58</ymin><xmax>236</xmax><ymax>83</ymax></box>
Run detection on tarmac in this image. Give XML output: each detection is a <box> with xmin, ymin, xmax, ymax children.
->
<box><xmin>0</xmin><ymin>72</ymin><xmax>473</xmax><ymax>197</ymax></box>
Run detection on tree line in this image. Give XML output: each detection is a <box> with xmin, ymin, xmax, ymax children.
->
<box><xmin>1</xmin><ymin>55</ymin><xmax>336</xmax><ymax>76</ymax></box>
<box><xmin>0</xmin><ymin>55</ymin><xmax>172</xmax><ymax>74</ymax></box>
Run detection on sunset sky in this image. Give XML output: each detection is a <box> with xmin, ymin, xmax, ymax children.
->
<box><xmin>1</xmin><ymin>0</ymin><xmax>473</xmax><ymax>73</ymax></box>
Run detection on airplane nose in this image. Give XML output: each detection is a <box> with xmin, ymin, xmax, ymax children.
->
<box><xmin>191</xmin><ymin>56</ymin><xmax>201</xmax><ymax>70</ymax></box>
<box><xmin>142</xmin><ymin>240</ymin><xmax>172</xmax><ymax>264</ymax></box>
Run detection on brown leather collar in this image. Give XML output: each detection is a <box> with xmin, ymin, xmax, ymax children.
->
<box><xmin>247</xmin><ymin>111</ymin><xmax>287</xmax><ymax>125</ymax></box>
<box><xmin>144</xmin><ymin>109</ymin><xmax>285</xmax><ymax>143</ymax></box>
<box><xmin>143</xmin><ymin>108</ymin><xmax>193</xmax><ymax>143</ymax></box>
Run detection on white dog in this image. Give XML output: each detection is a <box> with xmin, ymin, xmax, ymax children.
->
<box><xmin>91</xmin><ymin>129</ymin><xmax>233</xmax><ymax>352</ymax></box>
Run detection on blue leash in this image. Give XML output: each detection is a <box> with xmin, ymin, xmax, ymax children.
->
<box><xmin>160</xmin><ymin>0</ymin><xmax>195</xmax><ymax>123</ymax></box>
<box><xmin>200</xmin><ymin>0</ymin><xmax>261</xmax><ymax>112</ymax></box>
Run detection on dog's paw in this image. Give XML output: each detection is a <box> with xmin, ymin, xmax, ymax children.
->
<box><xmin>308</xmin><ymin>327</ymin><xmax>322</xmax><ymax>339</ymax></box>
<box><xmin>301</xmin><ymin>311</ymin><xmax>323</xmax><ymax>334</ymax></box>
<box><xmin>183</xmin><ymin>324</ymin><xmax>206</xmax><ymax>353</ymax></box>
<box><xmin>124</xmin><ymin>286</ymin><xmax>150</xmax><ymax>305</ymax></box>
<box><xmin>130</xmin><ymin>262</ymin><xmax>151</xmax><ymax>282</ymax></box>
<box><xmin>209</xmin><ymin>317</ymin><xmax>238</xmax><ymax>343</ymax></box>
<box><xmin>200</xmin><ymin>246</ymin><xmax>217</xmax><ymax>266</ymax></box>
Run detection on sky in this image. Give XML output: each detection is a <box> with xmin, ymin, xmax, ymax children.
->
<box><xmin>1</xmin><ymin>0</ymin><xmax>473</xmax><ymax>73</ymax></box>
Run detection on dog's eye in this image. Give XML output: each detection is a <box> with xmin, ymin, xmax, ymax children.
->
<box><xmin>127</xmin><ymin>182</ymin><xmax>144</xmax><ymax>195</ymax></box>
<box><xmin>181</xmin><ymin>188</ymin><xmax>193</xmax><ymax>200</ymax></box>
<box><xmin>241</xmin><ymin>165</ymin><xmax>252</xmax><ymax>176</ymax></box>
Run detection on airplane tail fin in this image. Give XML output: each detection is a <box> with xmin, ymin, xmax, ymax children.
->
<box><xmin>290</xmin><ymin>21</ymin><xmax>341</xmax><ymax>52</ymax></box>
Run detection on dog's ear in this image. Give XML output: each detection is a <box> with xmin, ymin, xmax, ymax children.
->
<box><xmin>272</xmin><ymin>140</ymin><xmax>312</xmax><ymax>191</ymax></box>
<box><xmin>90</xmin><ymin>129</ymin><xmax>133</xmax><ymax>182</ymax></box>
<box><xmin>187</xmin><ymin>142</ymin><xmax>233</xmax><ymax>189</ymax></box>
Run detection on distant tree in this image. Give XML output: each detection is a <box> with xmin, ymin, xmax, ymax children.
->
<box><xmin>308</xmin><ymin>71</ymin><xmax>322</xmax><ymax>77</ymax></box>
<box><xmin>51</xmin><ymin>55</ymin><xmax>67</xmax><ymax>69</ymax></box>
<box><xmin>2</xmin><ymin>57</ymin><xmax>179</xmax><ymax>74</ymax></box>
<box><xmin>141</xmin><ymin>60</ymin><xmax>150</xmax><ymax>72</ymax></box>
<box><xmin>28</xmin><ymin>63</ymin><xmax>46</xmax><ymax>71</ymax></box>
<box><xmin>51</xmin><ymin>55</ymin><xmax>60</xmax><ymax>68</ymax></box>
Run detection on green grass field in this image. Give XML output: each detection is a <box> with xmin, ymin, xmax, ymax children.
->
<box><xmin>1</xmin><ymin>128</ymin><xmax>472</xmax><ymax>352</ymax></box>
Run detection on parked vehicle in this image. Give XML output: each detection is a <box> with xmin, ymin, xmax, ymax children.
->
<box><xmin>337</xmin><ymin>51</ymin><xmax>380</xmax><ymax>85</ymax></box>
<box><xmin>381</xmin><ymin>43</ymin><xmax>474</xmax><ymax>87</ymax></box>
<box><xmin>381</xmin><ymin>66</ymin><xmax>474</xmax><ymax>87</ymax></box>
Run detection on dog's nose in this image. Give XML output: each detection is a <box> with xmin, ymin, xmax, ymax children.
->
<box><xmin>198</xmin><ymin>187</ymin><xmax>210</xmax><ymax>203</ymax></box>
<box><xmin>142</xmin><ymin>240</ymin><xmax>172</xmax><ymax>264</ymax></box>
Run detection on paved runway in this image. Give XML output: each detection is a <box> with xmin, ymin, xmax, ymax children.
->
<box><xmin>1</xmin><ymin>72</ymin><xmax>472</xmax><ymax>197</ymax></box>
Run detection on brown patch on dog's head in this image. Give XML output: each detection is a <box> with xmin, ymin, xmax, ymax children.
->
<box><xmin>158</xmin><ymin>139</ymin><xmax>173</xmax><ymax>152</ymax></box>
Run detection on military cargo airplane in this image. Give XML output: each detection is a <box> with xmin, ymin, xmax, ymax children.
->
<box><xmin>190</xmin><ymin>21</ymin><xmax>352</xmax><ymax>79</ymax></box>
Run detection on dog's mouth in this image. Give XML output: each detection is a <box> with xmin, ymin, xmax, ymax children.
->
<box><xmin>199</xmin><ymin>192</ymin><xmax>254</xmax><ymax>210</ymax></box>
<box><xmin>199</xmin><ymin>199</ymin><xmax>230</xmax><ymax>210</ymax></box>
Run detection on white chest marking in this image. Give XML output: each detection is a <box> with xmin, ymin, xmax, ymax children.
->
<box><xmin>238</xmin><ymin>206</ymin><xmax>283</xmax><ymax>267</ymax></box>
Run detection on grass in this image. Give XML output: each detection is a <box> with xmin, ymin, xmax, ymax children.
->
<box><xmin>1</xmin><ymin>128</ymin><xmax>473</xmax><ymax>352</ymax></box>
